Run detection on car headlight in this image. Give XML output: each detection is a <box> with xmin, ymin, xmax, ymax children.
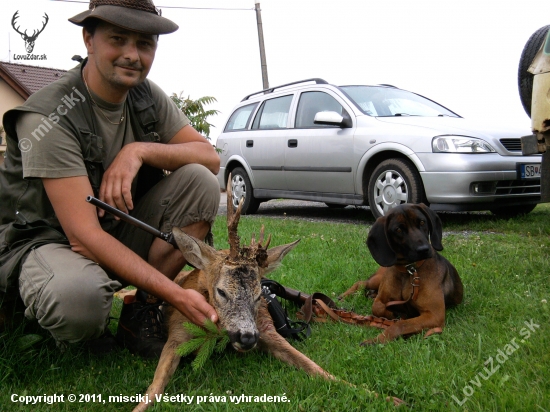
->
<box><xmin>432</xmin><ymin>136</ymin><xmax>496</xmax><ymax>153</ymax></box>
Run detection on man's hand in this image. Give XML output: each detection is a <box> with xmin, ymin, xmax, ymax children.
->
<box><xmin>174</xmin><ymin>289</ymin><xmax>218</xmax><ymax>326</ymax></box>
<box><xmin>99</xmin><ymin>143</ymin><xmax>142</xmax><ymax>216</ymax></box>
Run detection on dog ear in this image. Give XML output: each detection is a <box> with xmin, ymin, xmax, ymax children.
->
<box><xmin>367</xmin><ymin>216</ymin><xmax>397</xmax><ymax>267</ymax></box>
<box><xmin>418</xmin><ymin>203</ymin><xmax>443</xmax><ymax>251</ymax></box>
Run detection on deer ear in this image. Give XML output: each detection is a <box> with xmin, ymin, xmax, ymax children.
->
<box><xmin>367</xmin><ymin>216</ymin><xmax>396</xmax><ymax>267</ymax></box>
<box><xmin>263</xmin><ymin>239</ymin><xmax>301</xmax><ymax>275</ymax></box>
<box><xmin>172</xmin><ymin>227</ymin><xmax>218</xmax><ymax>270</ymax></box>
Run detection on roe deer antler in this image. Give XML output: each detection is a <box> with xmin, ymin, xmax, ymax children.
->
<box><xmin>226</xmin><ymin>174</ymin><xmax>270</xmax><ymax>266</ymax></box>
<box><xmin>226</xmin><ymin>174</ymin><xmax>243</xmax><ymax>260</ymax></box>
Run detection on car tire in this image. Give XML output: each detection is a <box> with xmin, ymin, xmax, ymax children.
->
<box><xmin>367</xmin><ymin>158</ymin><xmax>424</xmax><ymax>219</ymax></box>
<box><xmin>230</xmin><ymin>167</ymin><xmax>260</xmax><ymax>215</ymax></box>
<box><xmin>518</xmin><ymin>25</ymin><xmax>550</xmax><ymax>118</ymax></box>
<box><xmin>490</xmin><ymin>204</ymin><xmax>537</xmax><ymax>219</ymax></box>
<box><xmin>324</xmin><ymin>203</ymin><xmax>347</xmax><ymax>209</ymax></box>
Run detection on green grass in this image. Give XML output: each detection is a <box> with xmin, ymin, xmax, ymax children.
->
<box><xmin>1</xmin><ymin>205</ymin><xmax>550</xmax><ymax>411</ymax></box>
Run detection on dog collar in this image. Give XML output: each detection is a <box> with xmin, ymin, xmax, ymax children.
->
<box><xmin>386</xmin><ymin>260</ymin><xmax>426</xmax><ymax>308</ymax></box>
<box><xmin>394</xmin><ymin>259</ymin><xmax>426</xmax><ymax>274</ymax></box>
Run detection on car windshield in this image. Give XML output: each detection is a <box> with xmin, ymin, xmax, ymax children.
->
<box><xmin>340</xmin><ymin>86</ymin><xmax>459</xmax><ymax>117</ymax></box>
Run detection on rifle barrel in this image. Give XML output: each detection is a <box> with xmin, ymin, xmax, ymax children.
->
<box><xmin>86</xmin><ymin>196</ymin><xmax>177</xmax><ymax>248</ymax></box>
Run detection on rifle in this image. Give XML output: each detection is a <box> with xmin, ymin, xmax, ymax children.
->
<box><xmin>85</xmin><ymin>196</ymin><xmax>177</xmax><ymax>249</ymax></box>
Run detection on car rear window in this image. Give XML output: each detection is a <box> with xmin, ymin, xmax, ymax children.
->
<box><xmin>224</xmin><ymin>103</ymin><xmax>259</xmax><ymax>132</ymax></box>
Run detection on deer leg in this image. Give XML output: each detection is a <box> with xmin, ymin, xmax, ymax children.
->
<box><xmin>133</xmin><ymin>311</ymin><xmax>192</xmax><ymax>412</ymax></box>
<box><xmin>132</xmin><ymin>339</ymin><xmax>183</xmax><ymax>412</ymax></box>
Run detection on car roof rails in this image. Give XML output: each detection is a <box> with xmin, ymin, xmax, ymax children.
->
<box><xmin>241</xmin><ymin>78</ymin><xmax>329</xmax><ymax>101</ymax></box>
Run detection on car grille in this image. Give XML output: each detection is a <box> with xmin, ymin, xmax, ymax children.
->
<box><xmin>499</xmin><ymin>138</ymin><xmax>522</xmax><ymax>152</ymax></box>
<box><xmin>495</xmin><ymin>179</ymin><xmax>540</xmax><ymax>195</ymax></box>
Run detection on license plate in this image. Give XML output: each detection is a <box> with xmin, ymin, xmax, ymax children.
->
<box><xmin>519</xmin><ymin>164</ymin><xmax>542</xmax><ymax>179</ymax></box>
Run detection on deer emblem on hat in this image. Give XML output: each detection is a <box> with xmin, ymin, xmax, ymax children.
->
<box><xmin>11</xmin><ymin>11</ymin><xmax>49</xmax><ymax>54</ymax></box>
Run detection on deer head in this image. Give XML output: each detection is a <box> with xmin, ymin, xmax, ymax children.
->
<box><xmin>12</xmin><ymin>11</ymin><xmax>49</xmax><ymax>54</ymax></box>
<box><xmin>172</xmin><ymin>175</ymin><xmax>299</xmax><ymax>352</ymax></box>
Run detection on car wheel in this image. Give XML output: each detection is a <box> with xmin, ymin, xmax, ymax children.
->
<box><xmin>490</xmin><ymin>204</ymin><xmax>537</xmax><ymax>219</ymax></box>
<box><xmin>518</xmin><ymin>25</ymin><xmax>550</xmax><ymax>118</ymax></box>
<box><xmin>368</xmin><ymin>158</ymin><xmax>424</xmax><ymax>219</ymax></box>
<box><xmin>230</xmin><ymin>167</ymin><xmax>260</xmax><ymax>215</ymax></box>
<box><xmin>324</xmin><ymin>203</ymin><xmax>347</xmax><ymax>209</ymax></box>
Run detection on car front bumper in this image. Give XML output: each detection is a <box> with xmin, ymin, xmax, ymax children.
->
<box><xmin>418</xmin><ymin>153</ymin><xmax>541</xmax><ymax>207</ymax></box>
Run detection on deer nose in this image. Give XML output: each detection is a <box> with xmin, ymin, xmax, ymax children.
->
<box><xmin>230</xmin><ymin>331</ymin><xmax>259</xmax><ymax>351</ymax></box>
<box><xmin>239</xmin><ymin>331</ymin><xmax>259</xmax><ymax>348</ymax></box>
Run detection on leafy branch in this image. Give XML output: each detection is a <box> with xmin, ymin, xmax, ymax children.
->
<box><xmin>176</xmin><ymin>319</ymin><xmax>230</xmax><ymax>371</ymax></box>
<box><xmin>170</xmin><ymin>92</ymin><xmax>220</xmax><ymax>140</ymax></box>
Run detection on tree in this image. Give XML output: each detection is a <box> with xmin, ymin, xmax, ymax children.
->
<box><xmin>170</xmin><ymin>92</ymin><xmax>219</xmax><ymax>140</ymax></box>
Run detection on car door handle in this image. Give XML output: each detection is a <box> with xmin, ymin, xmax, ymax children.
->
<box><xmin>246</xmin><ymin>140</ymin><xmax>253</xmax><ymax>148</ymax></box>
<box><xmin>288</xmin><ymin>139</ymin><xmax>298</xmax><ymax>148</ymax></box>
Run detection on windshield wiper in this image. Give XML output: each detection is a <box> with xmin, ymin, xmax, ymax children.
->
<box><xmin>394</xmin><ymin>113</ymin><xmax>413</xmax><ymax>116</ymax></box>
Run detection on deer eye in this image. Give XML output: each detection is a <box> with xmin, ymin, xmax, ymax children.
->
<box><xmin>216</xmin><ymin>288</ymin><xmax>228</xmax><ymax>300</ymax></box>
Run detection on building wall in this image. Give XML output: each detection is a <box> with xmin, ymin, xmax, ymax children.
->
<box><xmin>0</xmin><ymin>78</ymin><xmax>25</xmax><ymax>123</ymax></box>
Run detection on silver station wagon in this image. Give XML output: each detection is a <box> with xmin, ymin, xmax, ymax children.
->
<box><xmin>215</xmin><ymin>79</ymin><xmax>542</xmax><ymax>219</ymax></box>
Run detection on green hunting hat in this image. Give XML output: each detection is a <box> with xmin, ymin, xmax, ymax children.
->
<box><xmin>69</xmin><ymin>0</ymin><xmax>178</xmax><ymax>35</ymax></box>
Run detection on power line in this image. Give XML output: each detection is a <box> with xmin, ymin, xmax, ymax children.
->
<box><xmin>49</xmin><ymin>0</ymin><xmax>254</xmax><ymax>11</ymax></box>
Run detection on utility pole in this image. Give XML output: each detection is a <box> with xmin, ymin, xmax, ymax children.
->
<box><xmin>255</xmin><ymin>1</ymin><xmax>269</xmax><ymax>89</ymax></box>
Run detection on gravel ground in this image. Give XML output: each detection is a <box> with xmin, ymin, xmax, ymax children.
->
<box><xmin>218</xmin><ymin>192</ymin><xmax>378</xmax><ymax>225</ymax></box>
<box><xmin>217</xmin><ymin>192</ymin><xmax>497</xmax><ymax>235</ymax></box>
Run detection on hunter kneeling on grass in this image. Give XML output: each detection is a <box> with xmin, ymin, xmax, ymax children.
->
<box><xmin>0</xmin><ymin>0</ymin><xmax>221</xmax><ymax>357</ymax></box>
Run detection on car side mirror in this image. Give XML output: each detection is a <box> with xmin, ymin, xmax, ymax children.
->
<box><xmin>313</xmin><ymin>111</ymin><xmax>352</xmax><ymax>128</ymax></box>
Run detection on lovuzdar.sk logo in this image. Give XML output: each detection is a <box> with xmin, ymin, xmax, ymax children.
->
<box><xmin>11</xmin><ymin>11</ymin><xmax>49</xmax><ymax>60</ymax></box>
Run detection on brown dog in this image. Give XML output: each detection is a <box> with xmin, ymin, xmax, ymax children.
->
<box><xmin>339</xmin><ymin>203</ymin><xmax>463</xmax><ymax>344</ymax></box>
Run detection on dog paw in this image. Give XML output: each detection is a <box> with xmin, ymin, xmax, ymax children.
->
<box><xmin>423</xmin><ymin>327</ymin><xmax>443</xmax><ymax>338</ymax></box>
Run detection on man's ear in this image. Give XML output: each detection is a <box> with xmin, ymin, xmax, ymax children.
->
<box><xmin>367</xmin><ymin>216</ymin><xmax>396</xmax><ymax>267</ymax></box>
<box><xmin>262</xmin><ymin>239</ymin><xmax>301</xmax><ymax>276</ymax></box>
<box><xmin>172</xmin><ymin>227</ymin><xmax>218</xmax><ymax>270</ymax></box>
<box><xmin>83</xmin><ymin>28</ymin><xmax>94</xmax><ymax>55</ymax></box>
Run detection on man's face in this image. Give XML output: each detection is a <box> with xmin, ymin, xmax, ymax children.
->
<box><xmin>84</xmin><ymin>21</ymin><xmax>158</xmax><ymax>91</ymax></box>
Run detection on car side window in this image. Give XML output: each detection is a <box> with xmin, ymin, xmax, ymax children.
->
<box><xmin>224</xmin><ymin>103</ymin><xmax>258</xmax><ymax>132</ymax></box>
<box><xmin>295</xmin><ymin>91</ymin><xmax>347</xmax><ymax>128</ymax></box>
<box><xmin>251</xmin><ymin>95</ymin><xmax>293</xmax><ymax>130</ymax></box>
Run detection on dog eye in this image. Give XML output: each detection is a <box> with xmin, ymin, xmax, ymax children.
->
<box><xmin>396</xmin><ymin>227</ymin><xmax>402</xmax><ymax>234</ymax></box>
<box><xmin>217</xmin><ymin>288</ymin><xmax>228</xmax><ymax>299</ymax></box>
<box><xmin>420</xmin><ymin>220</ymin><xmax>426</xmax><ymax>226</ymax></box>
